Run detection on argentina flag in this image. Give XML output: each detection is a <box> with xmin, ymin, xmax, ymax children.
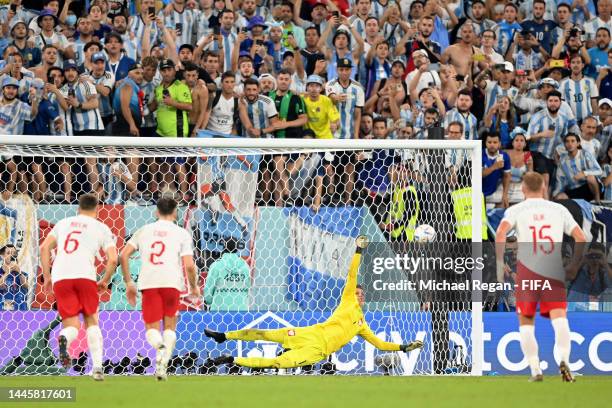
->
<box><xmin>286</xmin><ymin>207</ymin><xmax>364</xmax><ymax>311</ymax></box>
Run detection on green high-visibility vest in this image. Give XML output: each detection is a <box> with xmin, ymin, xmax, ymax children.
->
<box><xmin>387</xmin><ymin>185</ymin><xmax>419</xmax><ymax>241</ymax></box>
<box><xmin>451</xmin><ymin>187</ymin><xmax>488</xmax><ymax>240</ymax></box>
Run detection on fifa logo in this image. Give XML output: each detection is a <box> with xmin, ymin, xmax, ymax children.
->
<box><xmin>520</xmin><ymin>280</ymin><xmax>552</xmax><ymax>290</ymax></box>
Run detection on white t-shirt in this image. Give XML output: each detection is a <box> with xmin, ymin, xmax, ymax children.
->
<box><xmin>501</xmin><ymin>198</ymin><xmax>579</xmax><ymax>280</ymax></box>
<box><xmin>405</xmin><ymin>70</ymin><xmax>441</xmax><ymax>96</ymax></box>
<box><xmin>50</xmin><ymin>215</ymin><xmax>116</xmax><ymax>284</ymax></box>
<box><xmin>207</xmin><ymin>94</ymin><xmax>236</xmax><ymax>134</ymax></box>
<box><xmin>127</xmin><ymin>220</ymin><xmax>194</xmax><ymax>291</ymax></box>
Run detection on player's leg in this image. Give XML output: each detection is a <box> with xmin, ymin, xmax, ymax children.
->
<box><xmin>205</xmin><ymin>327</ymin><xmax>287</xmax><ymax>344</ymax></box>
<box><xmin>79</xmin><ymin>279</ymin><xmax>104</xmax><ymax>381</ymax></box>
<box><xmin>53</xmin><ymin>279</ymin><xmax>81</xmax><ymax>369</ymax></box>
<box><xmin>518</xmin><ymin>313</ymin><xmax>543</xmax><ymax>381</ymax></box>
<box><xmin>158</xmin><ymin>288</ymin><xmax>180</xmax><ymax>376</ymax></box>
<box><xmin>549</xmin><ymin>308</ymin><xmax>574</xmax><ymax>382</ymax></box>
<box><xmin>216</xmin><ymin>346</ymin><xmax>325</xmax><ymax>370</ymax></box>
<box><xmin>141</xmin><ymin>288</ymin><xmax>168</xmax><ymax>380</ymax></box>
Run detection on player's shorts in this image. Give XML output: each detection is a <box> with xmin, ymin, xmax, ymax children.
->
<box><xmin>53</xmin><ymin>278</ymin><xmax>99</xmax><ymax>319</ymax></box>
<box><xmin>141</xmin><ymin>287</ymin><xmax>180</xmax><ymax>324</ymax></box>
<box><xmin>515</xmin><ymin>262</ymin><xmax>567</xmax><ymax>318</ymax></box>
<box><xmin>531</xmin><ymin>151</ymin><xmax>556</xmax><ymax>175</ymax></box>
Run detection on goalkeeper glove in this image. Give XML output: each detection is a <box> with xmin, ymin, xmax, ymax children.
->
<box><xmin>400</xmin><ymin>340</ymin><xmax>423</xmax><ymax>352</ymax></box>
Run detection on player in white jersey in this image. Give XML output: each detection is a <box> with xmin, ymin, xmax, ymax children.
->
<box><xmin>40</xmin><ymin>194</ymin><xmax>118</xmax><ymax>381</ymax></box>
<box><xmin>119</xmin><ymin>198</ymin><xmax>199</xmax><ymax>381</ymax></box>
<box><xmin>496</xmin><ymin>172</ymin><xmax>586</xmax><ymax>383</ymax></box>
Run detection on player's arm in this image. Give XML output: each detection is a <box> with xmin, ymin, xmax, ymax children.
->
<box><xmin>119</xmin><ymin>243</ymin><xmax>138</xmax><ymax>306</ymax></box>
<box><xmin>339</xmin><ymin>244</ymin><xmax>364</xmax><ymax>304</ymax></box>
<box><xmin>40</xmin><ymin>233</ymin><xmax>57</xmax><ymax>293</ymax></box>
<box><xmin>182</xmin><ymin>254</ymin><xmax>200</xmax><ymax>297</ymax></box>
<box><xmin>98</xmin><ymin>246</ymin><xmax>118</xmax><ymax>290</ymax></box>
<box><xmin>495</xmin><ymin>219</ymin><xmax>513</xmax><ymax>283</ymax></box>
<box><xmin>181</xmin><ymin>231</ymin><xmax>200</xmax><ymax>297</ymax></box>
<box><xmin>359</xmin><ymin>323</ymin><xmax>422</xmax><ymax>352</ymax></box>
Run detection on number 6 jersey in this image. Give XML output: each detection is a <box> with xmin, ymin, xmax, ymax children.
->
<box><xmin>501</xmin><ymin>198</ymin><xmax>579</xmax><ymax>280</ymax></box>
<box><xmin>127</xmin><ymin>220</ymin><xmax>194</xmax><ymax>291</ymax></box>
<box><xmin>50</xmin><ymin>215</ymin><xmax>116</xmax><ymax>283</ymax></box>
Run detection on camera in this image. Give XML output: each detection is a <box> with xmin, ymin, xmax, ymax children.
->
<box><xmin>148</xmin><ymin>6</ymin><xmax>156</xmax><ymax>17</ymax></box>
<box><xmin>10</xmin><ymin>3</ymin><xmax>16</xmax><ymax>13</ymax></box>
<box><xmin>163</xmin><ymin>89</ymin><xmax>170</xmax><ymax>98</ymax></box>
<box><xmin>569</xmin><ymin>28</ymin><xmax>579</xmax><ymax>38</ymax></box>
<box><xmin>213</xmin><ymin>26</ymin><xmax>220</xmax><ymax>36</ymax></box>
<box><xmin>68</xmin><ymin>88</ymin><xmax>76</xmax><ymax>98</ymax></box>
<box><xmin>240</xmin><ymin>27</ymin><xmax>248</xmax><ymax>33</ymax></box>
<box><xmin>586</xmin><ymin>253</ymin><xmax>603</xmax><ymax>260</ymax></box>
<box><xmin>332</xmin><ymin>11</ymin><xmax>340</xmax><ymax>18</ymax></box>
<box><xmin>256</xmin><ymin>39</ymin><xmax>264</xmax><ymax>46</ymax></box>
<box><xmin>175</xmin><ymin>22</ymin><xmax>183</xmax><ymax>33</ymax></box>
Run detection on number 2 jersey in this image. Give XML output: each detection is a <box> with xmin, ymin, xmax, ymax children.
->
<box><xmin>501</xmin><ymin>198</ymin><xmax>579</xmax><ymax>280</ymax></box>
<box><xmin>126</xmin><ymin>220</ymin><xmax>194</xmax><ymax>291</ymax></box>
<box><xmin>49</xmin><ymin>215</ymin><xmax>116</xmax><ymax>284</ymax></box>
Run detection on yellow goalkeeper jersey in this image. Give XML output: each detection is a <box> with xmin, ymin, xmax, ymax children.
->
<box><xmin>315</xmin><ymin>254</ymin><xmax>401</xmax><ymax>356</ymax></box>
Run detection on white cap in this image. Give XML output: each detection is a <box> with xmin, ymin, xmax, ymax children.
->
<box><xmin>501</xmin><ymin>61</ymin><xmax>514</xmax><ymax>72</ymax></box>
<box><xmin>599</xmin><ymin>98</ymin><xmax>612</xmax><ymax>107</ymax></box>
<box><xmin>412</xmin><ymin>49</ymin><xmax>428</xmax><ymax>58</ymax></box>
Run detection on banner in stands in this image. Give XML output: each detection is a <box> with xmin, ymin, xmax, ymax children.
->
<box><xmin>0</xmin><ymin>311</ymin><xmax>609</xmax><ymax>375</ymax></box>
<box><xmin>190</xmin><ymin>131</ymin><xmax>259</xmax><ymax>257</ymax></box>
<box><xmin>285</xmin><ymin>207</ymin><xmax>364</xmax><ymax>310</ymax></box>
<box><xmin>0</xmin><ymin>194</ymin><xmax>39</xmax><ymax>310</ymax></box>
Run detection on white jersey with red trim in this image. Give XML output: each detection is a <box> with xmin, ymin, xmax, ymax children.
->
<box><xmin>501</xmin><ymin>198</ymin><xmax>579</xmax><ymax>280</ymax></box>
<box><xmin>50</xmin><ymin>215</ymin><xmax>116</xmax><ymax>284</ymax></box>
<box><xmin>127</xmin><ymin>220</ymin><xmax>194</xmax><ymax>291</ymax></box>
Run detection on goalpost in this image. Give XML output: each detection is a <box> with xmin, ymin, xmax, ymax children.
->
<box><xmin>0</xmin><ymin>135</ymin><xmax>483</xmax><ymax>376</ymax></box>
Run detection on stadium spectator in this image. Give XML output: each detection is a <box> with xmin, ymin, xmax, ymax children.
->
<box><xmin>483</xmin><ymin>95</ymin><xmax>517</xmax><ymax>148</ymax></box>
<box><xmin>527</xmin><ymin>90</ymin><xmax>574</xmax><ymax>194</ymax></box>
<box><xmin>205</xmin><ymin>70</ymin><xmax>241</xmax><ymax>135</ymax></box>
<box><xmin>84</xmin><ymin>52</ymin><xmax>115</xmax><ymax>134</ymax></box>
<box><xmin>552</xmin><ymin>133</ymin><xmax>602</xmax><ymax>202</ymax></box>
<box><xmin>204</xmin><ymin>237</ymin><xmax>251</xmax><ymax>311</ymax></box>
<box><xmin>567</xmin><ymin>242</ymin><xmax>612</xmax><ymax>310</ymax></box>
<box><xmin>482</xmin><ymin>132</ymin><xmax>511</xmax><ymax>208</ymax></box>
<box><xmin>504</xmin><ymin>127</ymin><xmax>533</xmax><ymax>204</ymax></box>
<box><xmin>149</xmin><ymin>58</ymin><xmax>192</xmax><ymax>200</ymax></box>
<box><xmin>444</xmin><ymin>89</ymin><xmax>477</xmax><ymax>140</ymax></box>
<box><xmin>104</xmin><ymin>31</ymin><xmax>136</xmax><ymax>82</ymax></box>
<box><xmin>560</xmin><ymin>55</ymin><xmax>598</xmax><ymax>123</ymax></box>
<box><xmin>8</xmin><ymin>18</ymin><xmax>41</xmax><ymax>68</ymax></box>
<box><xmin>0</xmin><ymin>244</ymin><xmax>28</xmax><ymax>311</ymax></box>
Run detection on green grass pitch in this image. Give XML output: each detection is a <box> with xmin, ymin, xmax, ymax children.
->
<box><xmin>1</xmin><ymin>375</ymin><xmax>610</xmax><ymax>408</ymax></box>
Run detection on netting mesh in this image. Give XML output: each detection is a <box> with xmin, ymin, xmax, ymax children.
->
<box><xmin>0</xmin><ymin>140</ymin><xmax>480</xmax><ymax>376</ymax></box>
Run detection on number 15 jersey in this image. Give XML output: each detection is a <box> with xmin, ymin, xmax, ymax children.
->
<box><xmin>501</xmin><ymin>198</ymin><xmax>579</xmax><ymax>280</ymax></box>
<box><xmin>50</xmin><ymin>215</ymin><xmax>116</xmax><ymax>284</ymax></box>
<box><xmin>127</xmin><ymin>220</ymin><xmax>194</xmax><ymax>291</ymax></box>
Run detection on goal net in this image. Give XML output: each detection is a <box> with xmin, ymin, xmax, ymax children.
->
<box><xmin>0</xmin><ymin>135</ymin><xmax>483</xmax><ymax>376</ymax></box>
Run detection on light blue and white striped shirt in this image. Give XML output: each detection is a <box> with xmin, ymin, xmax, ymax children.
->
<box><xmin>60</xmin><ymin>80</ymin><xmax>103</xmax><ymax>132</ymax></box>
<box><xmin>99</xmin><ymin>160</ymin><xmax>130</xmax><ymax>205</ymax></box>
<box><xmin>484</xmin><ymin>80</ymin><xmax>519</xmax><ymax>114</ymax></box>
<box><xmin>129</xmin><ymin>14</ymin><xmax>161</xmax><ymax>52</ymax></box>
<box><xmin>161</xmin><ymin>7</ymin><xmax>196</xmax><ymax>46</ymax></box>
<box><xmin>559</xmin><ymin>77</ymin><xmax>599</xmax><ymax>123</ymax></box>
<box><xmin>0</xmin><ymin>98</ymin><xmax>32</xmax><ymax>135</ymax></box>
<box><xmin>88</xmin><ymin>71</ymin><xmax>115</xmax><ymax>118</ymax></box>
<box><xmin>444</xmin><ymin>108</ymin><xmax>478</xmax><ymax>140</ymax></box>
<box><xmin>243</xmin><ymin>95</ymin><xmax>278</xmax><ymax>138</ymax></box>
<box><xmin>553</xmin><ymin>149</ymin><xmax>602</xmax><ymax>196</ymax></box>
<box><xmin>527</xmin><ymin>109</ymin><xmax>574</xmax><ymax>159</ymax></box>
<box><xmin>207</xmin><ymin>29</ymin><xmax>238</xmax><ymax>72</ymax></box>
<box><xmin>325</xmin><ymin>79</ymin><xmax>365</xmax><ymax>139</ymax></box>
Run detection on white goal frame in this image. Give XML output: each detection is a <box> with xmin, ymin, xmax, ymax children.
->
<box><xmin>0</xmin><ymin>135</ymin><xmax>483</xmax><ymax>376</ymax></box>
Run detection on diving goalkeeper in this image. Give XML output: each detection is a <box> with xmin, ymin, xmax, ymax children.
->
<box><xmin>204</xmin><ymin>236</ymin><xmax>423</xmax><ymax>369</ymax></box>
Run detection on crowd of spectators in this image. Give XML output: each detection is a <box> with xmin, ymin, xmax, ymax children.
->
<box><xmin>1</xmin><ymin>0</ymin><xmax>612</xmax><ymax>215</ymax></box>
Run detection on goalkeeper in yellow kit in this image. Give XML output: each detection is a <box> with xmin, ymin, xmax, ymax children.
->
<box><xmin>204</xmin><ymin>236</ymin><xmax>423</xmax><ymax>369</ymax></box>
